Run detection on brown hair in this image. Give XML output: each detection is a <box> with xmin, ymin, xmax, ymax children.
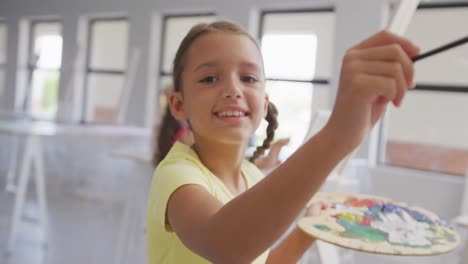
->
<box><xmin>152</xmin><ymin>105</ymin><xmax>182</xmax><ymax>166</ymax></box>
<box><xmin>154</xmin><ymin>20</ymin><xmax>278</xmax><ymax>166</ymax></box>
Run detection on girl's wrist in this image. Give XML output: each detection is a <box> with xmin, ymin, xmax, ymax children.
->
<box><xmin>319</xmin><ymin>123</ymin><xmax>360</xmax><ymax>157</ymax></box>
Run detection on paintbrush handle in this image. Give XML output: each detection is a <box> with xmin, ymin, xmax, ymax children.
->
<box><xmin>412</xmin><ymin>36</ymin><xmax>468</xmax><ymax>62</ymax></box>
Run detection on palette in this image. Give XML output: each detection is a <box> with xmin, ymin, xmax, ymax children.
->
<box><xmin>299</xmin><ymin>192</ymin><xmax>460</xmax><ymax>255</ymax></box>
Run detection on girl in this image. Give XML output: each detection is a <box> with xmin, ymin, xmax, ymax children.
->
<box><xmin>146</xmin><ymin>21</ymin><xmax>419</xmax><ymax>263</ymax></box>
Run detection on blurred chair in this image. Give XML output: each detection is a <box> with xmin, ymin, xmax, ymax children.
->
<box><xmin>110</xmin><ymin>147</ymin><xmax>152</xmax><ymax>264</ymax></box>
<box><xmin>454</xmin><ymin>165</ymin><xmax>468</xmax><ymax>263</ymax></box>
<box><xmin>455</xmin><ymin>166</ymin><xmax>468</xmax><ymax>227</ymax></box>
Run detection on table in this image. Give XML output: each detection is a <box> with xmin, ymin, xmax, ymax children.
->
<box><xmin>0</xmin><ymin>119</ymin><xmax>150</xmax><ymax>254</ymax></box>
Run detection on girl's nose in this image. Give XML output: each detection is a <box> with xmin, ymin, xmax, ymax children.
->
<box><xmin>222</xmin><ymin>78</ymin><xmax>242</xmax><ymax>99</ymax></box>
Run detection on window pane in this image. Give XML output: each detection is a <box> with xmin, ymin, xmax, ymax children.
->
<box><xmin>86</xmin><ymin>73</ymin><xmax>125</xmax><ymax>123</ymax></box>
<box><xmin>385</xmin><ymin>91</ymin><xmax>468</xmax><ymax>175</ymax></box>
<box><xmin>32</xmin><ymin>22</ymin><xmax>62</xmax><ymax>69</ymax></box>
<box><xmin>30</xmin><ymin>69</ymin><xmax>60</xmax><ymax>119</ymax></box>
<box><xmin>162</xmin><ymin>15</ymin><xmax>216</xmax><ymax>73</ymax></box>
<box><xmin>254</xmin><ymin>81</ymin><xmax>319</xmax><ymax>158</ymax></box>
<box><xmin>262</xmin><ymin>34</ymin><xmax>317</xmax><ymax>80</ymax></box>
<box><xmin>262</xmin><ymin>12</ymin><xmax>335</xmax><ymax>80</ymax></box>
<box><xmin>406</xmin><ymin>7</ymin><xmax>468</xmax><ymax>86</ymax></box>
<box><xmin>0</xmin><ymin>23</ymin><xmax>6</xmax><ymax>64</ymax></box>
<box><xmin>89</xmin><ymin>20</ymin><xmax>128</xmax><ymax>70</ymax></box>
<box><xmin>30</xmin><ymin>22</ymin><xmax>62</xmax><ymax>119</ymax></box>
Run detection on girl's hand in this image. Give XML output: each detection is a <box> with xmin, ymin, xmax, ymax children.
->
<box><xmin>255</xmin><ymin>138</ymin><xmax>289</xmax><ymax>170</ymax></box>
<box><xmin>326</xmin><ymin>30</ymin><xmax>420</xmax><ymax>151</ymax></box>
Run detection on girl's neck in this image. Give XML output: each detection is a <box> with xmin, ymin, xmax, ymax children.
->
<box><xmin>192</xmin><ymin>137</ymin><xmax>248</xmax><ymax>195</ymax></box>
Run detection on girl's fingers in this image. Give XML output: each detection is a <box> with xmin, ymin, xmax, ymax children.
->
<box><xmin>346</xmin><ymin>45</ymin><xmax>415</xmax><ymax>88</ymax></box>
<box><xmin>350</xmin><ymin>73</ymin><xmax>399</xmax><ymax>105</ymax></box>
<box><xmin>353</xmin><ymin>30</ymin><xmax>420</xmax><ymax>58</ymax></box>
<box><xmin>349</xmin><ymin>60</ymin><xmax>408</xmax><ymax>106</ymax></box>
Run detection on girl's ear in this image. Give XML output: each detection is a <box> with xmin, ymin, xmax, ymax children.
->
<box><xmin>263</xmin><ymin>94</ymin><xmax>269</xmax><ymax>118</ymax></box>
<box><xmin>168</xmin><ymin>92</ymin><xmax>188</xmax><ymax>121</ymax></box>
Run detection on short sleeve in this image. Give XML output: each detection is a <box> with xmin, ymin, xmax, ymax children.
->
<box><xmin>149</xmin><ymin>160</ymin><xmax>211</xmax><ymax>232</ymax></box>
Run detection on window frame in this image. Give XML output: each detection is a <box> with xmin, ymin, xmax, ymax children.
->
<box><xmin>82</xmin><ymin>16</ymin><xmax>129</xmax><ymax>123</ymax></box>
<box><xmin>376</xmin><ymin>2</ymin><xmax>468</xmax><ymax>176</ymax></box>
<box><xmin>25</xmin><ymin>19</ymin><xmax>62</xmax><ymax>118</ymax></box>
<box><xmin>0</xmin><ymin>20</ymin><xmax>7</xmax><ymax>96</ymax></box>
<box><xmin>257</xmin><ymin>8</ymin><xmax>335</xmax><ymax>151</ymax></box>
<box><xmin>259</xmin><ymin>8</ymin><xmax>335</xmax><ymax>87</ymax></box>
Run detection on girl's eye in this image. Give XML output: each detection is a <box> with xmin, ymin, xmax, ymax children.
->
<box><xmin>242</xmin><ymin>76</ymin><xmax>257</xmax><ymax>83</ymax></box>
<box><xmin>199</xmin><ymin>76</ymin><xmax>217</xmax><ymax>83</ymax></box>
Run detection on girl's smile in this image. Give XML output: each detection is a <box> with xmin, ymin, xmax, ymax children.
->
<box><xmin>213</xmin><ymin>106</ymin><xmax>250</xmax><ymax>124</ymax></box>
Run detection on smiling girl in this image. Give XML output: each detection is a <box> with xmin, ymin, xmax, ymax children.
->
<box><xmin>146</xmin><ymin>20</ymin><xmax>419</xmax><ymax>264</ymax></box>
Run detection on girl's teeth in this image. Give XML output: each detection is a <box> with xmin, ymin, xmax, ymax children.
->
<box><xmin>219</xmin><ymin>111</ymin><xmax>245</xmax><ymax>117</ymax></box>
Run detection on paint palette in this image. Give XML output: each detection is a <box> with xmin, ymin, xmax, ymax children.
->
<box><xmin>299</xmin><ymin>192</ymin><xmax>461</xmax><ymax>255</ymax></box>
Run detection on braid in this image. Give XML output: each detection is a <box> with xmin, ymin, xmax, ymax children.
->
<box><xmin>249</xmin><ymin>102</ymin><xmax>279</xmax><ymax>163</ymax></box>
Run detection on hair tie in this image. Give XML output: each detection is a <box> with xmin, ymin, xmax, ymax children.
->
<box><xmin>171</xmin><ymin>126</ymin><xmax>189</xmax><ymax>146</ymax></box>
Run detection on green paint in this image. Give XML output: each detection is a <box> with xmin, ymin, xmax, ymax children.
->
<box><xmin>337</xmin><ymin>218</ymin><xmax>387</xmax><ymax>242</ymax></box>
<box><xmin>315</xmin><ymin>224</ymin><xmax>331</xmax><ymax>232</ymax></box>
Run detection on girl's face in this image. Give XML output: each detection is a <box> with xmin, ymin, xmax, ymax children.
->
<box><xmin>170</xmin><ymin>32</ymin><xmax>268</xmax><ymax>146</ymax></box>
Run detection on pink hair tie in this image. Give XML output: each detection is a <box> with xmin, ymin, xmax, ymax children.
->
<box><xmin>171</xmin><ymin>126</ymin><xmax>189</xmax><ymax>146</ymax></box>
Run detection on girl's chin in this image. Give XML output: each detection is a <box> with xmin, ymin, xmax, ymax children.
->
<box><xmin>210</xmin><ymin>134</ymin><xmax>252</xmax><ymax>146</ymax></box>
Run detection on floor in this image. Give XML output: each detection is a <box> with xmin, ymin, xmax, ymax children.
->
<box><xmin>0</xmin><ymin>133</ymin><xmax>152</xmax><ymax>264</ymax></box>
<box><xmin>0</xmin><ymin>165</ymin><xmax>150</xmax><ymax>264</ymax></box>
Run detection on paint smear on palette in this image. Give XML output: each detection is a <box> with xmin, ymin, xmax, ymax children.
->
<box><xmin>298</xmin><ymin>193</ymin><xmax>460</xmax><ymax>256</ymax></box>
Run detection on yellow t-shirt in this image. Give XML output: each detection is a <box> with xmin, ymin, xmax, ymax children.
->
<box><xmin>146</xmin><ymin>142</ymin><xmax>270</xmax><ymax>264</ymax></box>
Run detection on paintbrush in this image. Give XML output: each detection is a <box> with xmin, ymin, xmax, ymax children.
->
<box><xmin>412</xmin><ymin>35</ymin><xmax>468</xmax><ymax>62</ymax></box>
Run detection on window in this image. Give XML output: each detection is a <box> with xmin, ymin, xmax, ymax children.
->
<box><xmin>27</xmin><ymin>21</ymin><xmax>62</xmax><ymax>119</ymax></box>
<box><xmin>258</xmin><ymin>9</ymin><xmax>336</xmax><ymax>156</ymax></box>
<box><xmin>0</xmin><ymin>22</ymin><xmax>6</xmax><ymax>97</ymax></box>
<box><xmin>381</xmin><ymin>4</ymin><xmax>468</xmax><ymax>176</ymax></box>
<box><xmin>157</xmin><ymin>14</ymin><xmax>216</xmax><ymax>117</ymax></box>
<box><xmin>84</xmin><ymin>18</ymin><xmax>129</xmax><ymax>123</ymax></box>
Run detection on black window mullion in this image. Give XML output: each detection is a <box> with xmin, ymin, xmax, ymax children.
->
<box><xmin>87</xmin><ymin>68</ymin><xmax>125</xmax><ymax>75</ymax></box>
<box><xmin>265</xmin><ymin>78</ymin><xmax>329</xmax><ymax>85</ymax></box>
<box><xmin>413</xmin><ymin>84</ymin><xmax>468</xmax><ymax>93</ymax></box>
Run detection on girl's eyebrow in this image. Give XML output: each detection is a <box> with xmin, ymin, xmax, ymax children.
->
<box><xmin>240</xmin><ymin>61</ymin><xmax>262</xmax><ymax>72</ymax></box>
<box><xmin>193</xmin><ymin>61</ymin><xmax>219</xmax><ymax>72</ymax></box>
<box><xmin>194</xmin><ymin>62</ymin><xmax>217</xmax><ymax>72</ymax></box>
<box><xmin>193</xmin><ymin>61</ymin><xmax>262</xmax><ymax>72</ymax></box>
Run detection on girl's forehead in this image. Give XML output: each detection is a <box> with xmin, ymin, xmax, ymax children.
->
<box><xmin>185</xmin><ymin>32</ymin><xmax>263</xmax><ymax>69</ymax></box>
